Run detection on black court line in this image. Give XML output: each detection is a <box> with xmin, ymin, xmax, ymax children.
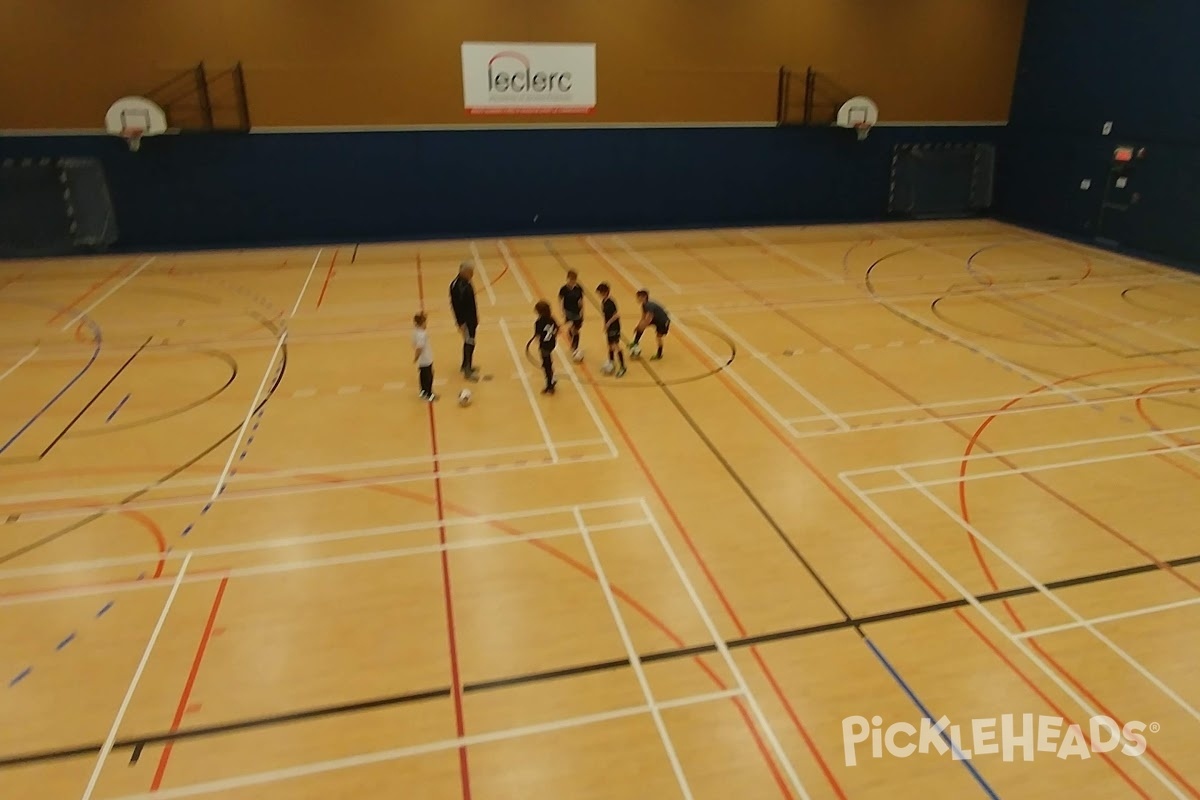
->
<box><xmin>544</xmin><ymin>241</ymin><xmax>860</xmax><ymax>628</ymax></box>
<box><xmin>6</xmin><ymin>548</ymin><xmax>1200</xmax><ymax>771</ymax></box>
<box><xmin>37</xmin><ymin>336</ymin><xmax>152</xmax><ymax>458</ymax></box>
<box><xmin>0</xmin><ymin>328</ymin><xmax>285</xmax><ymax>564</ymax></box>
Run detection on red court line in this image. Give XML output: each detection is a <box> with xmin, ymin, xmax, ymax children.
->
<box><xmin>48</xmin><ymin>262</ymin><xmax>130</xmax><ymax>324</ymax></box>
<box><xmin>594</xmin><ymin>237</ymin><xmax>1167</xmax><ymax>796</ymax></box>
<box><xmin>418</xmin><ymin>254</ymin><xmax>472</xmax><ymax>800</ymax></box>
<box><xmin>488</xmin><ymin>260</ymin><xmax>509</xmax><ymax>287</ymax></box>
<box><xmin>713</xmin><ymin>260</ymin><xmax>1167</xmax><ymax>797</ymax></box>
<box><xmin>1135</xmin><ymin>380</ymin><xmax>1200</xmax><ymax>482</ymax></box>
<box><xmin>958</xmin><ymin>368</ymin><xmax>1200</xmax><ymax>798</ymax></box>
<box><xmin>314</xmin><ymin>249</ymin><xmax>340</xmax><ymax>310</ymax></box>
<box><xmin>151</xmin><ymin>577</ymin><xmax>229</xmax><ymax>790</ymax></box>
<box><xmin>11</xmin><ymin>459</ymin><xmax>813</xmax><ymax>795</ymax></box>
<box><xmin>507</xmin><ymin>241</ymin><xmax>803</xmax><ymax>799</ymax></box>
<box><xmin>415</xmin><ymin>252</ymin><xmax>425</xmax><ymax>311</ymax></box>
<box><xmin>120</xmin><ymin>509</ymin><xmax>168</xmax><ymax>580</ymax></box>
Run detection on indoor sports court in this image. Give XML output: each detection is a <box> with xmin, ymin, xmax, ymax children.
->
<box><xmin>2</xmin><ymin>221</ymin><xmax>1199</xmax><ymax>799</ymax></box>
<box><xmin>2</xmin><ymin>1</ymin><xmax>1199</xmax><ymax>799</ymax></box>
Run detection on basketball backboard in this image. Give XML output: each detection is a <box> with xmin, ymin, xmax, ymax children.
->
<box><xmin>105</xmin><ymin>97</ymin><xmax>168</xmax><ymax>151</ymax></box>
<box><xmin>836</xmin><ymin>96</ymin><xmax>879</xmax><ymax>141</ymax></box>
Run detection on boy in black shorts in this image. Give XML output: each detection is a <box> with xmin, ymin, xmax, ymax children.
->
<box><xmin>534</xmin><ymin>300</ymin><xmax>560</xmax><ymax>395</ymax></box>
<box><xmin>631</xmin><ymin>289</ymin><xmax>670</xmax><ymax>360</ymax></box>
<box><xmin>558</xmin><ymin>270</ymin><xmax>585</xmax><ymax>361</ymax></box>
<box><xmin>596</xmin><ymin>282</ymin><xmax>626</xmax><ymax>377</ymax></box>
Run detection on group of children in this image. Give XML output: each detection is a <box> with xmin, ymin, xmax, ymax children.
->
<box><xmin>412</xmin><ymin>264</ymin><xmax>670</xmax><ymax>402</ymax></box>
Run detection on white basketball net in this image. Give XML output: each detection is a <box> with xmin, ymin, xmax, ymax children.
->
<box><xmin>122</xmin><ymin>128</ymin><xmax>143</xmax><ymax>152</ymax></box>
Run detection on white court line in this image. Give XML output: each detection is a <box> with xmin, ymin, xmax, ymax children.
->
<box><xmin>640</xmin><ymin>499</ymin><xmax>813</xmax><ymax>800</ymax></box>
<box><xmin>837</xmin><ymin>475</ymin><xmax>1189</xmax><ymax>799</ymax></box>
<box><xmin>499</xmin><ymin>318</ymin><xmax>558</xmax><ymax>463</ymax></box>
<box><xmin>698</xmin><ymin>308</ymin><xmax>849</xmax><ymax>431</ymax></box>
<box><xmin>900</xmin><ymin>470</ymin><xmax>1200</xmax><ymax>727</ymax></box>
<box><xmin>79</xmin><ymin>551</ymin><xmax>191</xmax><ymax>800</ymax></box>
<box><xmin>0</xmin><ymin>438</ymin><xmax>607</xmax><ymax>507</ymax></box>
<box><xmin>0</xmin><ymin>498</ymin><xmax>648</xmax><ymax>582</ymax></box>
<box><xmin>0</xmin><ymin>346</ymin><xmax>37</xmax><ymax>384</ymax></box>
<box><xmin>674</xmin><ymin>320</ymin><xmax>801</xmax><ymax>437</ymax></box>
<box><xmin>61</xmin><ymin>256</ymin><xmax>155</xmax><ymax>332</ymax></box>
<box><xmin>843</xmin><ymin>421</ymin><xmax>1200</xmax><ymax>477</ymax></box>
<box><xmin>497</xmin><ymin>240</ymin><xmax>534</xmax><ymax>302</ymax></box>
<box><xmin>209</xmin><ymin>248</ymin><xmax>323</xmax><ymax>501</ymax></box>
<box><xmin>106</xmin><ymin>689</ymin><xmax>741</xmax><ymax>800</ymax></box>
<box><xmin>0</xmin><ymin>517</ymin><xmax>651</xmax><ymax>609</ymax></box>
<box><xmin>1050</xmin><ymin>291</ymin><xmax>1200</xmax><ymax>352</ymax></box>
<box><xmin>788</xmin><ymin>373</ymin><xmax>1200</xmax><ymax>424</ymax></box>
<box><xmin>866</xmin><ymin>439</ymin><xmax>1200</xmax><ymax>494</ymax></box>
<box><xmin>585</xmin><ymin>236</ymin><xmax>649</xmax><ymax>294</ymax></box>
<box><xmin>614</xmin><ymin>236</ymin><xmax>683</xmax><ymax>293</ymax></box>
<box><xmin>468</xmin><ymin>241</ymin><xmax>498</xmax><ymax>305</ymax></box>
<box><xmin>575</xmin><ymin>508</ymin><xmax>695</xmax><ymax>799</ymax></box>
<box><xmin>739</xmin><ymin>229</ymin><xmax>841</xmax><ymax>282</ymax></box>
<box><xmin>6</xmin><ymin>451</ymin><xmax>618</xmax><ymax>527</ymax></box>
<box><xmin>788</xmin><ymin>384</ymin><xmax>1200</xmax><ymax>439</ymax></box>
<box><xmin>1015</xmin><ymin>596</ymin><xmax>1200</xmax><ymax>640</ymax></box>
<box><xmin>551</xmin><ymin>346</ymin><xmax>619</xmax><ymax>458</ymax></box>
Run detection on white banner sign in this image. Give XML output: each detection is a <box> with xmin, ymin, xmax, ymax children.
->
<box><xmin>461</xmin><ymin>42</ymin><xmax>596</xmax><ymax>115</ymax></box>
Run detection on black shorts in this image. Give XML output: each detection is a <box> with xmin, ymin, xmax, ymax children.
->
<box><xmin>654</xmin><ymin>320</ymin><xmax>670</xmax><ymax>336</ymax></box>
<box><xmin>606</xmin><ymin>329</ymin><xmax>621</xmax><ymax>343</ymax></box>
<box><xmin>565</xmin><ymin>314</ymin><xmax>583</xmax><ymax>328</ymax></box>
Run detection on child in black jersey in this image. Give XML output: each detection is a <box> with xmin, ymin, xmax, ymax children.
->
<box><xmin>595</xmin><ymin>283</ymin><xmax>626</xmax><ymax>377</ymax></box>
<box><xmin>558</xmin><ymin>270</ymin><xmax>585</xmax><ymax>361</ymax></box>
<box><xmin>534</xmin><ymin>300</ymin><xmax>560</xmax><ymax>395</ymax></box>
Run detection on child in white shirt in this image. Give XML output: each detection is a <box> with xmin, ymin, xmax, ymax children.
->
<box><xmin>413</xmin><ymin>312</ymin><xmax>436</xmax><ymax>402</ymax></box>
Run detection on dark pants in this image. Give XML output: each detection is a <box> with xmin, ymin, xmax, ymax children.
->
<box><xmin>418</xmin><ymin>365</ymin><xmax>434</xmax><ymax>395</ymax></box>
<box><xmin>461</xmin><ymin>322</ymin><xmax>477</xmax><ymax>372</ymax></box>
<box><xmin>540</xmin><ymin>348</ymin><xmax>555</xmax><ymax>388</ymax></box>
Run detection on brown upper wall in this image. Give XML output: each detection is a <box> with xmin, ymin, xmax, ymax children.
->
<box><xmin>0</xmin><ymin>0</ymin><xmax>1028</xmax><ymax>129</ymax></box>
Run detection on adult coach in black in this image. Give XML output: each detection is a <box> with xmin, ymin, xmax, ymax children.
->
<box><xmin>631</xmin><ymin>289</ymin><xmax>670</xmax><ymax>360</ymax></box>
<box><xmin>449</xmin><ymin>261</ymin><xmax>480</xmax><ymax>381</ymax></box>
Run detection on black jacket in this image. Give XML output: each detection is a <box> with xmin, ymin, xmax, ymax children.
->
<box><xmin>449</xmin><ymin>276</ymin><xmax>478</xmax><ymax>326</ymax></box>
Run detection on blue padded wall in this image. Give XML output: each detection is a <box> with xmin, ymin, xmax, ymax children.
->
<box><xmin>0</xmin><ymin>125</ymin><xmax>998</xmax><ymax>252</ymax></box>
<box><xmin>997</xmin><ymin>0</ymin><xmax>1200</xmax><ymax>266</ymax></box>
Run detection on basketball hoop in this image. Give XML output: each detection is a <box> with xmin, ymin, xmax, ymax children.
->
<box><xmin>106</xmin><ymin>96</ymin><xmax>167</xmax><ymax>151</ymax></box>
<box><xmin>121</xmin><ymin>127</ymin><xmax>144</xmax><ymax>152</ymax></box>
<box><xmin>854</xmin><ymin>122</ymin><xmax>872</xmax><ymax>142</ymax></box>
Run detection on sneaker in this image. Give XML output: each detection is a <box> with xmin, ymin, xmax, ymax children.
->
<box><xmin>542</xmin><ymin>385</ymin><xmax>556</xmax><ymax>395</ymax></box>
<box><xmin>615</xmin><ymin>367</ymin><xmax>626</xmax><ymax>378</ymax></box>
<box><xmin>426</xmin><ymin>392</ymin><xmax>438</xmax><ymax>402</ymax></box>
<box><xmin>650</xmin><ymin>354</ymin><xmax>663</xmax><ymax>361</ymax></box>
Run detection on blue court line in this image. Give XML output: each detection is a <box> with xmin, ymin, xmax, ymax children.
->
<box><xmin>864</xmin><ymin>637</ymin><xmax>1001</xmax><ymax>798</ymax></box>
<box><xmin>105</xmin><ymin>393</ymin><xmax>131</xmax><ymax>423</ymax></box>
<box><xmin>0</xmin><ymin>315</ymin><xmax>102</xmax><ymax>455</ymax></box>
<box><xmin>7</xmin><ymin>274</ymin><xmax>282</xmax><ymax>689</ymax></box>
<box><xmin>8</xmin><ymin>403</ymin><xmax>273</xmax><ymax>689</ymax></box>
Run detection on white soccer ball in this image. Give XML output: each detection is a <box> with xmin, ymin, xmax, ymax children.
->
<box><xmin>600</xmin><ymin>362</ymin><xmax>615</xmax><ymax>375</ymax></box>
<box><xmin>458</xmin><ymin>389</ymin><xmax>472</xmax><ymax>406</ymax></box>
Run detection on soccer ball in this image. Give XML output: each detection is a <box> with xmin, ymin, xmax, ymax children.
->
<box><xmin>629</xmin><ymin>343</ymin><xmax>641</xmax><ymax>358</ymax></box>
<box><xmin>458</xmin><ymin>389</ymin><xmax>472</xmax><ymax>406</ymax></box>
<box><xmin>600</xmin><ymin>362</ymin><xmax>615</xmax><ymax>375</ymax></box>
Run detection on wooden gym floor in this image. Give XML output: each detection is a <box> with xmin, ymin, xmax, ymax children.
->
<box><xmin>1</xmin><ymin>218</ymin><xmax>1199</xmax><ymax>799</ymax></box>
